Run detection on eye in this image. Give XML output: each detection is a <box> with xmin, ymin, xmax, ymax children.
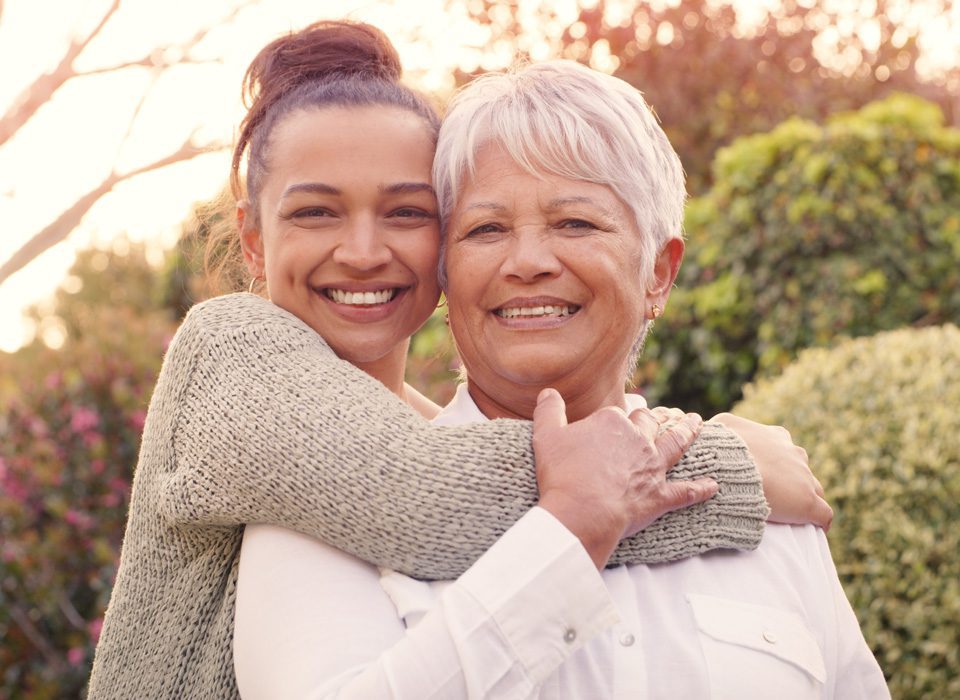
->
<box><xmin>386</xmin><ymin>206</ymin><xmax>436</xmax><ymax>230</ymax></box>
<box><xmin>289</xmin><ymin>206</ymin><xmax>335</xmax><ymax>220</ymax></box>
<box><xmin>557</xmin><ymin>218</ymin><xmax>597</xmax><ymax>231</ymax></box>
<box><xmin>389</xmin><ymin>207</ymin><xmax>432</xmax><ymax>220</ymax></box>
<box><xmin>463</xmin><ymin>222</ymin><xmax>505</xmax><ymax>239</ymax></box>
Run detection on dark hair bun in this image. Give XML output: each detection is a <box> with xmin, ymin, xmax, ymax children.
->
<box><xmin>243</xmin><ymin>20</ymin><xmax>402</xmax><ymax>108</ymax></box>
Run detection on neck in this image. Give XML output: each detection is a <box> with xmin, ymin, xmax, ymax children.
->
<box><xmin>466</xmin><ymin>373</ymin><xmax>628</xmax><ymax>422</ymax></box>
<box><xmin>353</xmin><ymin>339</ymin><xmax>410</xmax><ymax>401</ymax></box>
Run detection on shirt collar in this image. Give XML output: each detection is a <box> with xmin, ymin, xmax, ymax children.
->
<box><xmin>432</xmin><ymin>382</ymin><xmax>647</xmax><ymax>426</ymax></box>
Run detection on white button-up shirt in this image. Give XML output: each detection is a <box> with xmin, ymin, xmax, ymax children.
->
<box><xmin>234</xmin><ymin>385</ymin><xmax>889</xmax><ymax>699</ymax></box>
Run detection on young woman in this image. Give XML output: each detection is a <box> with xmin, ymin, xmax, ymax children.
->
<box><xmin>87</xmin><ymin>20</ymin><xmax>825</xmax><ymax>699</ymax></box>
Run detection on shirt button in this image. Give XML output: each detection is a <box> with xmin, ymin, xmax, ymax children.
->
<box><xmin>619</xmin><ymin>633</ymin><xmax>636</xmax><ymax>647</ymax></box>
<box><xmin>762</xmin><ymin>630</ymin><xmax>778</xmax><ymax>644</ymax></box>
<box><xmin>563</xmin><ymin>628</ymin><xmax>577</xmax><ymax>644</ymax></box>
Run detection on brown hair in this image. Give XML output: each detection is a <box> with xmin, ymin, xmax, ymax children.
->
<box><xmin>204</xmin><ymin>20</ymin><xmax>440</xmax><ymax>293</ymax></box>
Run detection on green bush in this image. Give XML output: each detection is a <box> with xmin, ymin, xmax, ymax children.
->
<box><xmin>734</xmin><ymin>324</ymin><xmax>960</xmax><ymax>699</ymax></box>
<box><xmin>638</xmin><ymin>93</ymin><xmax>960</xmax><ymax>414</ymax></box>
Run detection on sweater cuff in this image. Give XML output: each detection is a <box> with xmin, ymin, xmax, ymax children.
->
<box><xmin>607</xmin><ymin>422</ymin><xmax>767</xmax><ymax>566</ymax></box>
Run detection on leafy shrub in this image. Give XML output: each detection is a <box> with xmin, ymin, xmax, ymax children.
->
<box><xmin>735</xmin><ymin>324</ymin><xmax>960</xmax><ymax>699</ymax></box>
<box><xmin>0</xmin><ymin>249</ymin><xmax>175</xmax><ymax>698</ymax></box>
<box><xmin>638</xmin><ymin>93</ymin><xmax>960</xmax><ymax>414</ymax></box>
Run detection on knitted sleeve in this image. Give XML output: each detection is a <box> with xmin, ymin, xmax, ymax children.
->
<box><xmin>158</xmin><ymin>294</ymin><xmax>766</xmax><ymax>579</ymax></box>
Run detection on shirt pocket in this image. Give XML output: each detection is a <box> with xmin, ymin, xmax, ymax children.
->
<box><xmin>686</xmin><ymin>593</ymin><xmax>826</xmax><ymax>700</ymax></box>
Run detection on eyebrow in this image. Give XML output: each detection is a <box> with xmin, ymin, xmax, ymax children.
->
<box><xmin>380</xmin><ymin>182</ymin><xmax>436</xmax><ymax>196</ymax></box>
<box><xmin>280</xmin><ymin>182</ymin><xmax>435</xmax><ymax>200</ymax></box>
<box><xmin>461</xmin><ymin>201</ymin><xmax>509</xmax><ymax>212</ymax></box>
<box><xmin>545</xmin><ymin>196</ymin><xmax>609</xmax><ymax>212</ymax></box>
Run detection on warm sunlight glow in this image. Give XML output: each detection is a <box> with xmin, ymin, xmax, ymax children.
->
<box><xmin>1</xmin><ymin>0</ymin><xmax>957</xmax><ymax>353</ymax></box>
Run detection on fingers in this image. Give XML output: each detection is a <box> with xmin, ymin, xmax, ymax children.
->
<box><xmin>628</xmin><ymin>407</ymin><xmax>660</xmax><ymax>438</ymax></box>
<box><xmin>812</xmin><ymin>495</ymin><xmax>834</xmax><ymax>532</ymax></box>
<box><xmin>650</xmin><ymin>406</ymin><xmax>684</xmax><ymax>426</ymax></box>
<box><xmin>660</xmin><ymin>478</ymin><xmax>719</xmax><ymax>513</ymax></box>
<box><xmin>654</xmin><ymin>413</ymin><xmax>702</xmax><ymax>468</ymax></box>
<box><xmin>533</xmin><ymin>388</ymin><xmax>568</xmax><ymax>432</ymax></box>
<box><xmin>813</xmin><ymin>474</ymin><xmax>824</xmax><ymax>498</ymax></box>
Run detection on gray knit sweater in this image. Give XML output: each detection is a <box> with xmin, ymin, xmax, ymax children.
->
<box><xmin>86</xmin><ymin>293</ymin><xmax>766</xmax><ymax>699</ymax></box>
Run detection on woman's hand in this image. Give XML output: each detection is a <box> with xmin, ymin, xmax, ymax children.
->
<box><xmin>709</xmin><ymin>413</ymin><xmax>833</xmax><ymax>531</ymax></box>
<box><xmin>532</xmin><ymin>389</ymin><xmax>719</xmax><ymax>569</ymax></box>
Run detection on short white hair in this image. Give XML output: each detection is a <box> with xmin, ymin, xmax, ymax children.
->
<box><xmin>433</xmin><ymin>59</ymin><xmax>687</xmax><ymax>292</ymax></box>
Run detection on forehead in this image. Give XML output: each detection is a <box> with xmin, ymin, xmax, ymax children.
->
<box><xmin>265</xmin><ymin>106</ymin><xmax>436</xmax><ymax>188</ymax></box>
<box><xmin>457</xmin><ymin>144</ymin><xmax>629</xmax><ymax>215</ymax></box>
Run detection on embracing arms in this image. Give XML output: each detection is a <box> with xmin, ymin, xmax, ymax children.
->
<box><xmin>157</xmin><ymin>294</ymin><xmax>822</xmax><ymax>577</ymax></box>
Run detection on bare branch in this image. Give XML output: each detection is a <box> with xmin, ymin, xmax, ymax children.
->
<box><xmin>76</xmin><ymin>56</ymin><xmax>220</xmax><ymax>77</ymax></box>
<box><xmin>0</xmin><ymin>0</ymin><xmax>258</xmax><ymax>149</ymax></box>
<box><xmin>112</xmin><ymin>70</ymin><xmax>163</xmax><ymax>171</ymax></box>
<box><xmin>58</xmin><ymin>594</ymin><xmax>87</xmax><ymax>631</ymax></box>
<box><xmin>0</xmin><ymin>0</ymin><xmax>121</xmax><ymax>148</ymax></box>
<box><xmin>0</xmin><ymin>138</ymin><xmax>226</xmax><ymax>287</ymax></box>
<box><xmin>8</xmin><ymin>603</ymin><xmax>63</xmax><ymax>669</ymax></box>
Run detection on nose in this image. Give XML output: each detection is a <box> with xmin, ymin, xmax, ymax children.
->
<box><xmin>332</xmin><ymin>216</ymin><xmax>392</xmax><ymax>270</ymax></box>
<box><xmin>499</xmin><ymin>231</ymin><xmax>562</xmax><ymax>283</ymax></box>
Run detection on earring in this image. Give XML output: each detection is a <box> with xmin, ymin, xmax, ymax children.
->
<box><xmin>248</xmin><ymin>276</ymin><xmax>264</xmax><ymax>294</ymax></box>
<box><xmin>651</xmin><ymin>304</ymin><xmax>662</xmax><ymax>320</ymax></box>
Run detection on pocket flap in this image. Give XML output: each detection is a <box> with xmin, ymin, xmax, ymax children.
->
<box><xmin>686</xmin><ymin>593</ymin><xmax>826</xmax><ymax>682</ymax></box>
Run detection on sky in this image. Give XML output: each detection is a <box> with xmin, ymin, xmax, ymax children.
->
<box><xmin>0</xmin><ymin>0</ymin><xmax>957</xmax><ymax>353</ymax></box>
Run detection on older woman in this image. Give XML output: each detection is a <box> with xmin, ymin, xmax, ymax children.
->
<box><xmin>234</xmin><ymin>60</ymin><xmax>888</xmax><ymax>698</ymax></box>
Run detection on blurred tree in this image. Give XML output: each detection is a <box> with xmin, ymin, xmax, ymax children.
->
<box><xmin>453</xmin><ymin>0</ymin><xmax>956</xmax><ymax>193</ymax></box>
<box><xmin>0</xmin><ymin>0</ymin><xmax>258</xmax><ymax>287</ymax></box>
<box><xmin>640</xmin><ymin>93</ymin><xmax>960</xmax><ymax>413</ymax></box>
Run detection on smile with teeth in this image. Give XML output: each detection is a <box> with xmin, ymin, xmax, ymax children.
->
<box><xmin>495</xmin><ymin>304</ymin><xmax>579</xmax><ymax>319</ymax></box>
<box><xmin>325</xmin><ymin>288</ymin><xmax>399</xmax><ymax>305</ymax></box>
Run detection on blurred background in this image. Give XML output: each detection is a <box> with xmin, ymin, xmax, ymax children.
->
<box><xmin>1</xmin><ymin>0</ymin><xmax>958</xmax><ymax>697</ymax></box>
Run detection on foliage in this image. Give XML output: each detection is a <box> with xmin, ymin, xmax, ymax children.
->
<box><xmin>0</xmin><ymin>250</ymin><xmax>175</xmax><ymax>698</ymax></box>
<box><xmin>734</xmin><ymin>324</ymin><xmax>960</xmax><ymax>699</ymax></box>
<box><xmin>406</xmin><ymin>304</ymin><xmax>461</xmax><ymax>406</ymax></box>
<box><xmin>638</xmin><ymin>93</ymin><xmax>960</xmax><ymax>414</ymax></box>
<box><xmin>456</xmin><ymin>0</ymin><xmax>955</xmax><ymax>194</ymax></box>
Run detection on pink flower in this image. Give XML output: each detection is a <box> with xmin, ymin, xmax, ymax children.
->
<box><xmin>70</xmin><ymin>407</ymin><xmax>100</xmax><ymax>434</ymax></box>
<box><xmin>90</xmin><ymin>459</ymin><xmax>106</xmax><ymax>475</ymax></box>
<box><xmin>88</xmin><ymin>616</ymin><xmax>104</xmax><ymax>643</ymax></box>
<box><xmin>67</xmin><ymin>647</ymin><xmax>85</xmax><ymax>666</ymax></box>
<box><xmin>65</xmin><ymin>509</ymin><xmax>94</xmax><ymax>530</ymax></box>
<box><xmin>129</xmin><ymin>409</ymin><xmax>147</xmax><ymax>433</ymax></box>
<box><xmin>27</xmin><ymin>416</ymin><xmax>48</xmax><ymax>437</ymax></box>
<box><xmin>44</xmin><ymin>372</ymin><xmax>62</xmax><ymax>390</ymax></box>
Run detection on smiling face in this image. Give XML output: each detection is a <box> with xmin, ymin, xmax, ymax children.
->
<box><xmin>445</xmin><ymin>145</ymin><xmax>679</xmax><ymax>421</ymax></box>
<box><xmin>240</xmin><ymin>106</ymin><xmax>441</xmax><ymax>384</ymax></box>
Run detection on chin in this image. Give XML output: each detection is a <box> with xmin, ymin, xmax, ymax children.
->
<box><xmin>495</xmin><ymin>357</ymin><xmax>580</xmax><ymax>388</ymax></box>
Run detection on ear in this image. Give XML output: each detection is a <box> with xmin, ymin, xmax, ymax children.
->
<box><xmin>237</xmin><ymin>201</ymin><xmax>265</xmax><ymax>279</ymax></box>
<box><xmin>646</xmin><ymin>237</ymin><xmax>684</xmax><ymax>318</ymax></box>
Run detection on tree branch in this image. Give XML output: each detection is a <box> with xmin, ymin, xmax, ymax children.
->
<box><xmin>0</xmin><ymin>138</ymin><xmax>225</xmax><ymax>286</ymax></box>
<box><xmin>0</xmin><ymin>0</ymin><xmax>121</xmax><ymax>148</ymax></box>
<box><xmin>8</xmin><ymin>602</ymin><xmax>63</xmax><ymax>669</ymax></box>
<box><xmin>0</xmin><ymin>0</ymin><xmax>258</xmax><ymax>149</ymax></box>
<box><xmin>76</xmin><ymin>56</ymin><xmax>220</xmax><ymax>77</ymax></box>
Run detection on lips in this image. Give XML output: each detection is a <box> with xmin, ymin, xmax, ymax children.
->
<box><xmin>492</xmin><ymin>297</ymin><xmax>581</xmax><ymax>320</ymax></box>
<box><xmin>495</xmin><ymin>304</ymin><xmax>579</xmax><ymax>319</ymax></box>
<box><xmin>320</xmin><ymin>286</ymin><xmax>408</xmax><ymax>306</ymax></box>
<box><xmin>325</xmin><ymin>288</ymin><xmax>398</xmax><ymax>305</ymax></box>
